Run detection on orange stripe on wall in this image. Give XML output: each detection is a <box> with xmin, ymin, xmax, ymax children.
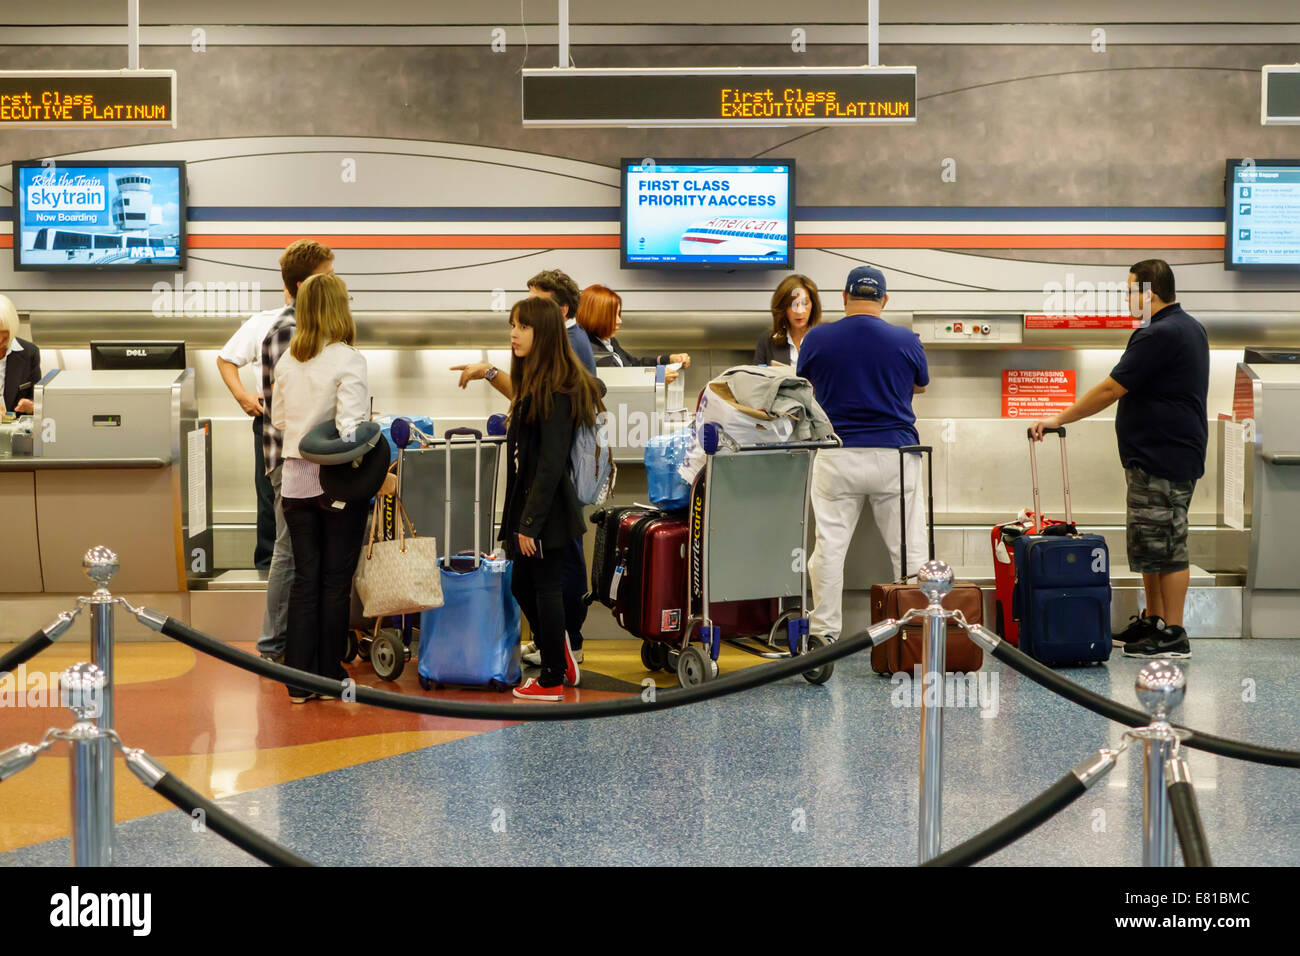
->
<box><xmin>187</xmin><ymin>234</ymin><xmax>622</xmax><ymax>249</ymax></box>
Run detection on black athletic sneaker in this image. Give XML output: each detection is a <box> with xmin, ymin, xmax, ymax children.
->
<box><xmin>1112</xmin><ymin>613</ymin><xmax>1163</xmax><ymax>647</ymax></box>
<box><xmin>1122</xmin><ymin>624</ymin><xmax>1191</xmax><ymax>659</ymax></box>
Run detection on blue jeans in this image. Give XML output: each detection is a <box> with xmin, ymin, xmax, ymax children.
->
<box><xmin>256</xmin><ymin>466</ymin><xmax>294</xmax><ymax>657</ymax></box>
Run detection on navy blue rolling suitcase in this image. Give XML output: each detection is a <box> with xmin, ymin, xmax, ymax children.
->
<box><xmin>1012</xmin><ymin>427</ymin><xmax>1112</xmax><ymax>666</ymax></box>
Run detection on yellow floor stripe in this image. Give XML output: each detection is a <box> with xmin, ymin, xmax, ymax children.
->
<box><xmin>0</xmin><ymin>642</ymin><xmax>196</xmax><ymax>687</ymax></box>
<box><xmin>0</xmin><ymin>730</ymin><xmax>474</xmax><ymax>854</ymax></box>
<box><xmin>585</xmin><ymin>637</ymin><xmax>781</xmax><ymax>687</ymax></box>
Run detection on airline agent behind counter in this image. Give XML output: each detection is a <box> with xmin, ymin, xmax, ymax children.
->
<box><xmin>755</xmin><ymin>274</ymin><xmax>822</xmax><ymax>367</ymax></box>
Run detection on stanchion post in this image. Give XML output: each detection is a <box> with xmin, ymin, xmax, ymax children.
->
<box><xmin>82</xmin><ymin>546</ymin><xmax>118</xmax><ymax>865</ymax></box>
<box><xmin>61</xmin><ymin>662</ymin><xmax>110</xmax><ymax>866</ymax></box>
<box><xmin>917</xmin><ymin>560</ymin><xmax>952</xmax><ymax>864</ymax></box>
<box><xmin>1134</xmin><ymin>661</ymin><xmax>1185</xmax><ymax>868</ymax></box>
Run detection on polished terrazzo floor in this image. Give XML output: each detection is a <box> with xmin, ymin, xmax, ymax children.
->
<box><xmin>1</xmin><ymin>637</ymin><xmax>1297</xmax><ymax>866</ymax></box>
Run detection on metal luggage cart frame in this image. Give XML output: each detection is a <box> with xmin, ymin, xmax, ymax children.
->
<box><xmin>654</xmin><ymin>424</ymin><xmax>840</xmax><ymax>687</ymax></box>
<box><xmin>347</xmin><ymin>421</ymin><xmax>506</xmax><ymax>680</ymax></box>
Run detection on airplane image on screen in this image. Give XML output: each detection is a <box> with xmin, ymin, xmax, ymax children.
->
<box><xmin>678</xmin><ymin>217</ymin><xmax>787</xmax><ymax>257</ymax></box>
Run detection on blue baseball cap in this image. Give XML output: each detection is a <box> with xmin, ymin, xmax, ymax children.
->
<box><xmin>845</xmin><ymin>265</ymin><xmax>887</xmax><ymax>300</ymax></box>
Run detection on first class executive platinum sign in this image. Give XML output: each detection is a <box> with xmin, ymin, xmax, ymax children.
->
<box><xmin>0</xmin><ymin>71</ymin><xmax>176</xmax><ymax>128</ymax></box>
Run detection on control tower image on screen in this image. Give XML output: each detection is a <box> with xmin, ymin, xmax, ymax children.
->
<box><xmin>678</xmin><ymin>217</ymin><xmax>788</xmax><ymax>258</ymax></box>
<box><xmin>22</xmin><ymin>172</ymin><xmax>178</xmax><ymax>266</ymax></box>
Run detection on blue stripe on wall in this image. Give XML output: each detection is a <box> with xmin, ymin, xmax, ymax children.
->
<box><xmin>0</xmin><ymin>206</ymin><xmax>1229</xmax><ymax>224</ymax></box>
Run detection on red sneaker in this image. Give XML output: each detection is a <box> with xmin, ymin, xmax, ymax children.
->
<box><xmin>512</xmin><ymin>678</ymin><xmax>563</xmax><ymax>702</ymax></box>
<box><xmin>563</xmin><ymin>633</ymin><xmax>581</xmax><ymax>687</ymax></box>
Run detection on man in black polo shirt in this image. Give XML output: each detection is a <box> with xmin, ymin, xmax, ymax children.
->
<box><xmin>1032</xmin><ymin>259</ymin><xmax>1209</xmax><ymax>659</ymax></box>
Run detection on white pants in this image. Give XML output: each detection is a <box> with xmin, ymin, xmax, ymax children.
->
<box><xmin>808</xmin><ymin>447</ymin><xmax>929</xmax><ymax>640</ymax></box>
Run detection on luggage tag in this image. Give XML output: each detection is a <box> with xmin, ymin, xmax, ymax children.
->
<box><xmin>609</xmin><ymin>564</ymin><xmax>625</xmax><ymax>602</ymax></box>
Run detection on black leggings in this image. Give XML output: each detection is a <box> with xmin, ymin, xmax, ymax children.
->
<box><xmin>511</xmin><ymin>546</ymin><xmax>567</xmax><ymax>687</ymax></box>
<box><xmin>282</xmin><ymin>496</ymin><xmax>368</xmax><ymax>697</ymax></box>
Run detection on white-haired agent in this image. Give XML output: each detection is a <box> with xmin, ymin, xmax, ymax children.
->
<box><xmin>0</xmin><ymin>295</ymin><xmax>40</xmax><ymax>416</ymax></box>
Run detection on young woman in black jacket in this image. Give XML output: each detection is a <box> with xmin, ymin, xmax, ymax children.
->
<box><xmin>502</xmin><ymin>296</ymin><xmax>605</xmax><ymax>701</ymax></box>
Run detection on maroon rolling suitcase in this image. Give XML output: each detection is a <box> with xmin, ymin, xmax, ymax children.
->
<box><xmin>612</xmin><ymin>511</ymin><xmax>778</xmax><ymax>641</ymax></box>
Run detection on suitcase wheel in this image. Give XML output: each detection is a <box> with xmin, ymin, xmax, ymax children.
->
<box><xmin>357</xmin><ymin>633</ymin><xmax>372</xmax><ymax>663</ymax></box>
<box><xmin>676</xmin><ymin>645</ymin><xmax>712</xmax><ymax>687</ymax></box>
<box><xmin>417</xmin><ymin>674</ymin><xmax>433</xmax><ymax>691</ymax></box>
<box><xmin>489</xmin><ymin>679</ymin><xmax>514</xmax><ymax>693</ymax></box>
<box><xmin>640</xmin><ymin>641</ymin><xmax>669</xmax><ymax>671</ymax></box>
<box><xmin>370</xmin><ymin>628</ymin><xmax>405</xmax><ymax>682</ymax></box>
<box><xmin>801</xmin><ymin>633</ymin><xmax>835</xmax><ymax>685</ymax></box>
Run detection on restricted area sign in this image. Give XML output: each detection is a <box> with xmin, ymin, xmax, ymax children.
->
<box><xmin>0</xmin><ymin>70</ymin><xmax>176</xmax><ymax>128</ymax></box>
<box><xmin>1002</xmin><ymin>370</ymin><xmax>1076</xmax><ymax>419</ymax></box>
<box><xmin>1024</xmin><ymin>314</ymin><xmax>1140</xmax><ymax>330</ymax></box>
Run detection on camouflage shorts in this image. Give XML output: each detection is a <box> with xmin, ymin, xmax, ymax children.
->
<box><xmin>1125</xmin><ymin>467</ymin><xmax>1196</xmax><ymax>574</ymax></box>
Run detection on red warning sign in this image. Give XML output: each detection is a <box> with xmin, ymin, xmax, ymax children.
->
<box><xmin>1024</xmin><ymin>314</ymin><xmax>1140</xmax><ymax>330</ymax></box>
<box><xmin>1002</xmin><ymin>370</ymin><xmax>1076</xmax><ymax>419</ymax></box>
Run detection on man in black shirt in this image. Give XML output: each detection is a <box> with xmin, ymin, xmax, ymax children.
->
<box><xmin>1032</xmin><ymin>259</ymin><xmax>1209</xmax><ymax>659</ymax></box>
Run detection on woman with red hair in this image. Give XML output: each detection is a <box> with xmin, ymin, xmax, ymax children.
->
<box><xmin>575</xmin><ymin>285</ymin><xmax>691</xmax><ymax>384</ymax></box>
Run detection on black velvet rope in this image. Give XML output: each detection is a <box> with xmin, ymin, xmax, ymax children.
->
<box><xmin>1168</xmin><ymin>780</ymin><xmax>1213</xmax><ymax>867</ymax></box>
<box><xmin>987</xmin><ymin>640</ymin><xmax>1300</xmax><ymax>769</ymax></box>
<box><xmin>0</xmin><ymin>630</ymin><xmax>55</xmax><ymax>676</ymax></box>
<box><xmin>922</xmin><ymin>772</ymin><xmax>1087</xmax><ymax>867</ymax></box>
<box><xmin>151</xmin><ymin>772</ymin><xmax>314</xmax><ymax>867</ymax></box>
<box><xmin>157</xmin><ymin>615</ymin><xmax>858</xmax><ymax>722</ymax></box>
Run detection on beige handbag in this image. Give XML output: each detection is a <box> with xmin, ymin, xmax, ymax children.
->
<box><xmin>354</xmin><ymin>491</ymin><xmax>444</xmax><ymax>618</ymax></box>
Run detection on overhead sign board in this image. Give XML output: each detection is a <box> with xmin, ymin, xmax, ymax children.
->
<box><xmin>0</xmin><ymin>70</ymin><xmax>177</xmax><ymax>129</ymax></box>
<box><xmin>522</xmin><ymin>66</ymin><xmax>917</xmax><ymax>127</ymax></box>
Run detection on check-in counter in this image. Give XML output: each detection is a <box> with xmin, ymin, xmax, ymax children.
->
<box><xmin>0</xmin><ymin>369</ymin><xmax>213</xmax><ymax>639</ymax></box>
<box><xmin>1238</xmin><ymin>362</ymin><xmax>1300</xmax><ymax>637</ymax></box>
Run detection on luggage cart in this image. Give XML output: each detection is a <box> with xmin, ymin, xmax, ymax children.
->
<box><xmin>650</xmin><ymin>423</ymin><xmax>840</xmax><ymax>687</ymax></box>
<box><xmin>346</xmin><ymin>420</ymin><xmax>505</xmax><ymax>680</ymax></box>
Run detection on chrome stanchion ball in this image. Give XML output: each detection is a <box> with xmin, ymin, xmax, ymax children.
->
<box><xmin>1135</xmin><ymin>661</ymin><xmax>1186</xmax><ymax>722</ymax></box>
<box><xmin>60</xmin><ymin>662</ymin><xmax>106</xmax><ymax>721</ymax></box>
<box><xmin>916</xmin><ymin>559</ymin><xmax>954</xmax><ymax>604</ymax></box>
<box><xmin>82</xmin><ymin>547</ymin><xmax>119</xmax><ymax>591</ymax></box>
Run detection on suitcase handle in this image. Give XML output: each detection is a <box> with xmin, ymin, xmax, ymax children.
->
<box><xmin>1026</xmin><ymin>428</ymin><xmax>1072</xmax><ymax>532</ymax></box>
<box><xmin>897</xmin><ymin>445</ymin><xmax>935</xmax><ymax>584</ymax></box>
<box><xmin>443</xmin><ymin>428</ymin><xmax>484</xmax><ymax>569</ymax></box>
<box><xmin>1027</xmin><ymin>426</ymin><xmax>1066</xmax><ymax>439</ymax></box>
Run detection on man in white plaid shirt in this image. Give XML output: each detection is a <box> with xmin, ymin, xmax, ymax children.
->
<box><xmin>255</xmin><ymin>240</ymin><xmax>334</xmax><ymax>662</ymax></box>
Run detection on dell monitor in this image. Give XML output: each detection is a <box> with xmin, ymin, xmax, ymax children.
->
<box><xmin>89</xmin><ymin>341</ymin><xmax>188</xmax><ymax>371</ymax></box>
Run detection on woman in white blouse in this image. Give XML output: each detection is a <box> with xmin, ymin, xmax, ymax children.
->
<box><xmin>271</xmin><ymin>273</ymin><xmax>371</xmax><ymax>703</ymax></box>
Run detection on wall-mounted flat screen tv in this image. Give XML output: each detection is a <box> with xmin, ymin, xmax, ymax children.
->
<box><xmin>621</xmin><ymin>158</ymin><xmax>794</xmax><ymax>270</ymax></box>
<box><xmin>11</xmin><ymin>159</ymin><xmax>186</xmax><ymax>271</ymax></box>
<box><xmin>1225</xmin><ymin>159</ymin><xmax>1300</xmax><ymax>271</ymax></box>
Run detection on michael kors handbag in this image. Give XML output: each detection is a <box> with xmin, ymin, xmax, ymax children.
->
<box><xmin>354</xmin><ymin>491</ymin><xmax>444</xmax><ymax>618</ymax></box>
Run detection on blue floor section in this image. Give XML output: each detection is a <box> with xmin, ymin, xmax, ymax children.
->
<box><xmin>5</xmin><ymin>640</ymin><xmax>1299</xmax><ymax>866</ymax></box>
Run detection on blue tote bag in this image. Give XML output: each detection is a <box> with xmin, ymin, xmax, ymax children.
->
<box><xmin>418</xmin><ymin>554</ymin><xmax>522</xmax><ymax>689</ymax></box>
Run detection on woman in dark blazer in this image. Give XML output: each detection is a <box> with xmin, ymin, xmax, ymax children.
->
<box><xmin>576</xmin><ymin>284</ymin><xmax>690</xmax><ymax>384</ymax></box>
<box><xmin>754</xmin><ymin>274</ymin><xmax>822</xmax><ymax>368</ymax></box>
<box><xmin>501</xmin><ymin>295</ymin><xmax>605</xmax><ymax>701</ymax></box>
<box><xmin>0</xmin><ymin>295</ymin><xmax>40</xmax><ymax>415</ymax></box>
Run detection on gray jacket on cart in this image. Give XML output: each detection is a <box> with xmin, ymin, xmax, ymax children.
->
<box><xmin>715</xmin><ymin>365</ymin><xmax>835</xmax><ymax>443</ymax></box>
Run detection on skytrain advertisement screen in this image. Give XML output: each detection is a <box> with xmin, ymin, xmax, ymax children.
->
<box><xmin>1225</xmin><ymin>159</ymin><xmax>1300</xmax><ymax>271</ymax></box>
<box><xmin>621</xmin><ymin>159</ymin><xmax>794</xmax><ymax>270</ymax></box>
<box><xmin>12</xmin><ymin>160</ymin><xmax>186</xmax><ymax>270</ymax></box>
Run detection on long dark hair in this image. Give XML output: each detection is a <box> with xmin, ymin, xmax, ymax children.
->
<box><xmin>769</xmin><ymin>274</ymin><xmax>822</xmax><ymax>346</ymax></box>
<box><xmin>508</xmin><ymin>296</ymin><xmax>603</xmax><ymax>426</ymax></box>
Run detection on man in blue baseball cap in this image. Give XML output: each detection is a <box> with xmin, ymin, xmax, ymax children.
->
<box><xmin>797</xmin><ymin>265</ymin><xmax>931</xmax><ymax>643</ymax></box>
